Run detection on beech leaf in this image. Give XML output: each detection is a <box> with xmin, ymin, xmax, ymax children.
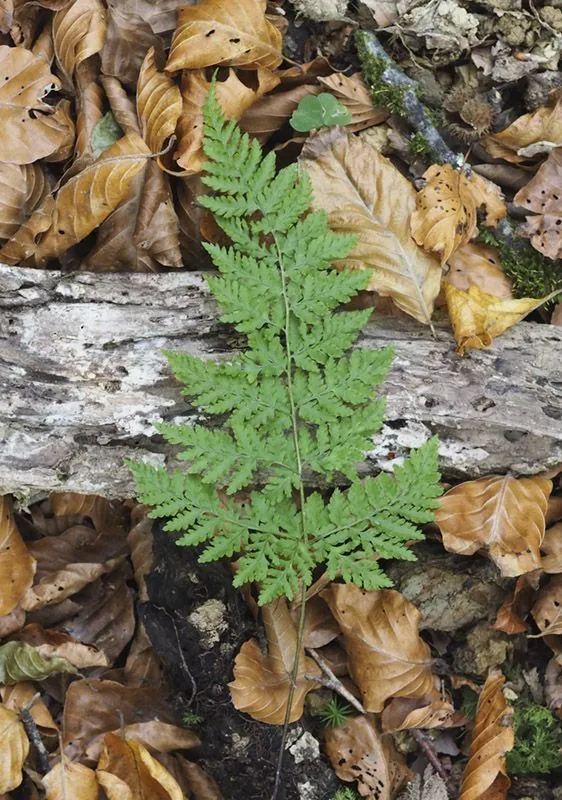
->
<box><xmin>458</xmin><ymin>672</ymin><xmax>514</xmax><ymax>800</ymax></box>
<box><xmin>514</xmin><ymin>147</ymin><xmax>562</xmax><ymax>260</ymax></box>
<box><xmin>166</xmin><ymin>0</ymin><xmax>283</xmax><ymax>72</ymax></box>
<box><xmin>325</xmin><ymin>714</ymin><xmax>411</xmax><ymax>799</ymax></box>
<box><xmin>321</xmin><ymin>584</ymin><xmax>434</xmax><ymax>712</ymax></box>
<box><xmin>300</xmin><ymin>127</ymin><xmax>442</xmax><ymax>325</ymax></box>
<box><xmin>228</xmin><ymin>598</ymin><xmax>320</xmax><ymax>724</ymax></box>
<box><xmin>137</xmin><ymin>46</ymin><xmax>182</xmax><ymax>164</ymax></box>
<box><xmin>0</xmin><ymin>703</ymin><xmax>29</xmax><ymax>794</ymax></box>
<box><xmin>43</xmin><ymin>759</ymin><xmax>99</xmax><ymax>800</ymax></box>
<box><xmin>1</xmin><ymin>682</ymin><xmax>56</xmax><ymax>730</ymax></box>
<box><xmin>446</xmin><ymin>242</ymin><xmax>512</xmax><ymax>299</ymax></box>
<box><xmin>0</xmin><ymin>641</ymin><xmax>77</xmax><ymax>684</ymax></box>
<box><xmin>0</xmin><ymin>163</ymin><xmax>49</xmax><ymax>243</ymax></box>
<box><xmin>53</xmin><ymin>0</ymin><xmax>107</xmax><ymax>87</ymax></box>
<box><xmin>435</xmin><ymin>475</ymin><xmax>552</xmax><ymax>576</ymax></box>
<box><xmin>410</xmin><ymin>164</ymin><xmax>506</xmax><ymax>265</ymax></box>
<box><xmin>381</xmin><ymin>686</ymin><xmax>458</xmax><ymax>732</ymax></box>
<box><xmin>531</xmin><ymin>574</ymin><xmax>562</xmax><ymax>638</ymax></box>
<box><xmin>444</xmin><ymin>282</ymin><xmax>553</xmax><ymax>355</ymax></box>
<box><xmin>0</xmin><ymin>496</ymin><xmax>36</xmax><ymax>616</ymax></box>
<box><xmin>0</xmin><ymin>45</ymin><xmax>69</xmax><ymax>164</ymax></box>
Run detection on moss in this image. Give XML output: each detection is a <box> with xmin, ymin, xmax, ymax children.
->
<box><xmin>355</xmin><ymin>31</ymin><xmax>419</xmax><ymax>114</ymax></box>
<box><xmin>479</xmin><ymin>226</ymin><xmax>562</xmax><ymax>300</ymax></box>
<box><xmin>410</xmin><ymin>132</ymin><xmax>432</xmax><ymax>156</ymax></box>
<box><xmin>333</xmin><ymin>789</ymin><xmax>359</xmax><ymax>800</ymax></box>
<box><xmin>507</xmin><ymin>701</ymin><xmax>562</xmax><ymax>776</ymax></box>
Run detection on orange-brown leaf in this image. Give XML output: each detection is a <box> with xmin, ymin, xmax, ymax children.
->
<box><xmin>0</xmin><ymin>163</ymin><xmax>48</xmax><ymax>243</ymax></box>
<box><xmin>381</xmin><ymin>686</ymin><xmax>459</xmax><ymax>732</ymax></box>
<box><xmin>493</xmin><ymin>573</ymin><xmax>540</xmax><ymax>635</ymax></box>
<box><xmin>514</xmin><ymin>147</ymin><xmax>562</xmax><ymax>260</ymax></box>
<box><xmin>446</xmin><ymin>242</ymin><xmax>512</xmax><ymax>299</ymax></box>
<box><xmin>458</xmin><ymin>672</ymin><xmax>514</xmax><ymax>800</ymax></box>
<box><xmin>531</xmin><ymin>574</ymin><xmax>562</xmax><ymax>637</ymax></box>
<box><xmin>43</xmin><ymin>758</ymin><xmax>99</xmax><ymax>800</ymax></box>
<box><xmin>53</xmin><ymin>0</ymin><xmax>106</xmax><ymax>87</ymax></box>
<box><xmin>317</xmin><ymin>71</ymin><xmax>387</xmax><ymax>131</ymax></box>
<box><xmin>0</xmin><ymin>496</ymin><xmax>36</xmax><ymax>616</ymax></box>
<box><xmin>482</xmin><ymin>91</ymin><xmax>562</xmax><ymax>163</ymax></box>
<box><xmin>541</xmin><ymin>523</ymin><xmax>562</xmax><ymax>573</ymax></box>
<box><xmin>435</xmin><ymin>475</ymin><xmax>551</xmax><ymax>575</ymax></box>
<box><xmin>136</xmin><ymin>46</ymin><xmax>182</xmax><ymax>162</ymax></box>
<box><xmin>321</xmin><ymin>584</ymin><xmax>434</xmax><ymax>712</ymax></box>
<box><xmin>166</xmin><ymin>0</ymin><xmax>283</xmax><ymax>72</ymax></box>
<box><xmin>0</xmin><ymin>703</ymin><xmax>29</xmax><ymax>794</ymax></box>
<box><xmin>411</xmin><ymin>164</ymin><xmax>506</xmax><ymax>265</ymax></box>
<box><xmin>228</xmin><ymin>598</ymin><xmax>320</xmax><ymax>724</ymax></box>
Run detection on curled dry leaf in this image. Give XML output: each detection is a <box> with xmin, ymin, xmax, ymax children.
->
<box><xmin>0</xmin><ymin>641</ymin><xmax>77</xmax><ymax>684</ymax></box>
<box><xmin>482</xmin><ymin>91</ymin><xmax>562</xmax><ymax>164</ymax></box>
<box><xmin>173</xmin><ymin>68</ymin><xmax>280</xmax><ymax>175</ymax></box>
<box><xmin>493</xmin><ymin>573</ymin><xmax>540</xmax><ymax>635</ymax></box>
<box><xmin>124</xmin><ymin>621</ymin><xmax>164</xmax><ymax>688</ymax></box>
<box><xmin>514</xmin><ymin>147</ymin><xmax>562</xmax><ymax>260</ymax></box>
<box><xmin>435</xmin><ymin>475</ymin><xmax>551</xmax><ymax>575</ymax></box>
<box><xmin>137</xmin><ymin>47</ymin><xmax>182</xmax><ymax>163</ymax></box>
<box><xmin>127</xmin><ymin>505</ymin><xmax>154</xmax><ymax>603</ymax></box>
<box><xmin>0</xmin><ymin>703</ymin><xmax>29</xmax><ymax>794</ymax></box>
<box><xmin>14</xmin><ymin>623</ymin><xmax>108</xmax><ymax>668</ymax></box>
<box><xmin>317</xmin><ymin>72</ymin><xmax>387</xmax><ymax>132</ymax></box>
<box><xmin>446</xmin><ymin>242</ymin><xmax>512</xmax><ymax>299</ymax></box>
<box><xmin>43</xmin><ymin>758</ymin><xmax>99</xmax><ymax>800</ymax></box>
<box><xmin>410</xmin><ymin>164</ymin><xmax>506</xmax><ymax>265</ymax></box>
<box><xmin>43</xmin><ymin>99</ymin><xmax>76</xmax><ymax>163</ymax></box>
<box><xmin>53</xmin><ymin>0</ymin><xmax>107</xmax><ymax>87</ymax></box>
<box><xmin>300</xmin><ymin>127</ymin><xmax>442</xmax><ymax>325</ymax></box>
<box><xmin>458</xmin><ymin>671</ymin><xmax>514</xmax><ymax>800</ymax></box>
<box><xmin>443</xmin><ymin>282</ymin><xmax>552</xmax><ymax>356</ymax></box>
<box><xmin>0</xmin><ymin>45</ymin><xmax>71</xmax><ymax>164</ymax></box>
<box><xmin>50</xmin><ymin>492</ymin><xmax>127</xmax><ymax>533</ymax></box>
<box><xmin>321</xmin><ymin>584</ymin><xmax>434</xmax><ymax>713</ymax></box>
<box><xmin>0</xmin><ymin>496</ymin><xmax>36</xmax><ymax>616</ymax></box>
<box><xmin>229</xmin><ymin>597</ymin><xmax>320</xmax><ymax>724</ymax></box>
<box><xmin>300</xmin><ymin>595</ymin><xmax>340</xmax><ymax>649</ymax></box>
<box><xmin>0</xmin><ymin>606</ymin><xmax>26</xmax><ymax>638</ymax></box>
<box><xmin>0</xmin><ymin>163</ymin><xmax>49</xmax><ymax>242</ymax></box>
<box><xmin>157</xmin><ymin>753</ymin><xmax>223</xmax><ymax>800</ymax></box>
<box><xmin>86</xmin><ymin>721</ymin><xmax>199</xmax><ymax>762</ymax></box>
<box><xmin>531</xmin><ymin>574</ymin><xmax>562</xmax><ymax>637</ymax></box>
<box><xmin>381</xmin><ymin>685</ymin><xmax>458</xmax><ymax>732</ymax></box>
<box><xmin>541</xmin><ymin>523</ymin><xmax>562</xmax><ymax>573</ymax></box>
<box><xmin>1</xmin><ymin>682</ymin><xmax>56</xmax><ymax>730</ymax></box>
<box><xmin>101</xmin><ymin>2</ymin><xmax>162</xmax><ymax>90</ymax></box>
<box><xmin>166</xmin><ymin>0</ymin><xmax>283</xmax><ymax>72</ymax></box>
<box><xmin>325</xmin><ymin>714</ymin><xmax>411</xmax><ymax>800</ymax></box>
<box><xmin>96</xmin><ymin>732</ymin><xmax>184</xmax><ymax>800</ymax></box>
<box><xmin>545</xmin><ymin>658</ymin><xmax>562</xmax><ymax>718</ymax></box>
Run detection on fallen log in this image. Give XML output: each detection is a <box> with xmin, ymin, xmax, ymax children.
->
<box><xmin>1</xmin><ymin>265</ymin><xmax>561</xmax><ymax>501</ymax></box>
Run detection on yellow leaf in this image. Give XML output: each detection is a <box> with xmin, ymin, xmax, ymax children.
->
<box><xmin>96</xmin><ymin>733</ymin><xmax>185</xmax><ymax>800</ymax></box>
<box><xmin>459</xmin><ymin>672</ymin><xmax>514</xmax><ymax>800</ymax></box>
<box><xmin>410</xmin><ymin>164</ymin><xmax>506</xmax><ymax>265</ymax></box>
<box><xmin>321</xmin><ymin>584</ymin><xmax>434</xmax><ymax>712</ymax></box>
<box><xmin>0</xmin><ymin>45</ymin><xmax>71</xmax><ymax>164</ymax></box>
<box><xmin>53</xmin><ymin>0</ymin><xmax>107</xmax><ymax>87</ymax></box>
<box><xmin>0</xmin><ymin>496</ymin><xmax>36</xmax><ymax>616</ymax></box>
<box><xmin>43</xmin><ymin>759</ymin><xmax>99</xmax><ymax>800</ymax></box>
<box><xmin>136</xmin><ymin>46</ymin><xmax>182</xmax><ymax>162</ymax></box>
<box><xmin>228</xmin><ymin>598</ymin><xmax>320</xmax><ymax>724</ymax></box>
<box><xmin>300</xmin><ymin>127</ymin><xmax>442</xmax><ymax>325</ymax></box>
<box><xmin>435</xmin><ymin>475</ymin><xmax>552</xmax><ymax>576</ymax></box>
<box><xmin>444</xmin><ymin>282</ymin><xmax>550</xmax><ymax>355</ymax></box>
<box><xmin>166</xmin><ymin>0</ymin><xmax>283</xmax><ymax>72</ymax></box>
<box><xmin>0</xmin><ymin>703</ymin><xmax>29</xmax><ymax>794</ymax></box>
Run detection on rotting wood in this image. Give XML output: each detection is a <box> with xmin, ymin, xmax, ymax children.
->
<box><xmin>1</xmin><ymin>265</ymin><xmax>561</xmax><ymax>501</ymax></box>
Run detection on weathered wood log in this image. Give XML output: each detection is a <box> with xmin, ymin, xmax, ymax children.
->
<box><xmin>1</xmin><ymin>265</ymin><xmax>561</xmax><ymax>501</ymax></box>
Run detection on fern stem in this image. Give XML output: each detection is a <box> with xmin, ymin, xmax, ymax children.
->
<box><xmin>270</xmin><ymin>236</ymin><xmax>311</xmax><ymax>800</ymax></box>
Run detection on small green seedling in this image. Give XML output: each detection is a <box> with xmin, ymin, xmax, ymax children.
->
<box><xmin>317</xmin><ymin>696</ymin><xmax>353</xmax><ymax>728</ymax></box>
<box><xmin>290</xmin><ymin>93</ymin><xmax>352</xmax><ymax>132</ymax></box>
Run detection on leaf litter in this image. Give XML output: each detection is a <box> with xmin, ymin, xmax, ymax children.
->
<box><xmin>0</xmin><ymin>0</ymin><xmax>562</xmax><ymax>797</ymax></box>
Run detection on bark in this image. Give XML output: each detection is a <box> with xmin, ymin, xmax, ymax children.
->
<box><xmin>1</xmin><ymin>265</ymin><xmax>561</xmax><ymax>501</ymax></box>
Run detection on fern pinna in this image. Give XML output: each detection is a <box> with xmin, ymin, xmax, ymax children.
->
<box><xmin>127</xmin><ymin>84</ymin><xmax>442</xmax><ymax>606</ymax></box>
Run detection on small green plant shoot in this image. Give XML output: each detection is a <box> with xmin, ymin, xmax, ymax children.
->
<box><xmin>507</xmin><ymin>701</ymin><xmax>562</xmax><ymax>775</ymax></box>
<box><xmin>290</xmin><ymin>92</ymin><xmax>352</xmax><ymax>132</ymax></box>
<box><xmin>317</xmin><ymin>696</ymin><xmax>353</xmax><ymax>728</ymax></box>
<box><xmin>127</xmin><ymin>84</ymin><xmax>441</xmax><ymax>607</ymax></box>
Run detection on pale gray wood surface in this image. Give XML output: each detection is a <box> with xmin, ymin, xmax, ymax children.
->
<box><xmin>1</xmin><ymin>265</ymin><xmax>561</xmax><ymax>501</ymax></box>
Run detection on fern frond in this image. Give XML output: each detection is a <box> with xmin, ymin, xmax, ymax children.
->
<box><xmin>127</xmin><ymin>80</ymin><xmax>442</xmax><ymax>605</ymax></box>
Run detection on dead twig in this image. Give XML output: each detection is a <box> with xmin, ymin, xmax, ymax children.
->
<box><xmin>21</xmin><ymin>693</ymin><xmax>50</xmax><ymax>774</ymax></box>
<box><xmin>306</xmin><ymin>647</ymin><xmax>366</xmax><ymax>715</ymax></box>
<box><xmin>410</xmin><ymin>728</ymin><xmax>450</xmax><ymax>785</ymax></box>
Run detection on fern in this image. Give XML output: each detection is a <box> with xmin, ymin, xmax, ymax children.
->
<box><xmin>127</xmin><ymin>84</ymin><xmax>442</xmax><ymax>606</ymax></box>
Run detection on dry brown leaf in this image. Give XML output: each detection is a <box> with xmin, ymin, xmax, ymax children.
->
<box><xmin>300</xmin><ymin>595</ymin><xmax>340</xmax><ymax>649</ymax></box>
<box><xmin>446</xmin><ymin>242</ymin><xmax>512</xmax><ymax>299</ymax></box>
<box><xmin>531</xmin><ymin>574</ymin><xmax>562</xmax><ymax>637</ymax></box>
<box><xmin>34</xmin><ymin>131</ymin><xmax>149</xmax><ymax>263</ymax></box>
<box><xmin>436</xmin><ymin>475</ymin><xmax>551</xmax><ymax>575</ymax></box>
<box><xmin>552</xmin><ymin>304</ymin><xmax>562</xmax><ymax>326</ymax></box>
<box><xmin>127</xmin><ymin>505</ymin><xmax>154</xmax><ymax>603</ymax></box>
<box><xmin>1</xmin><ymin>683</ymin><xmax>56</xmax><ymax>730</ymax></box>
<box><xmin>325</xmin><ymin>714</ymin><xmax>411</xmax><ymax>799</ymax></box>
<box><xmin>156</xmin><ymin>753</ymin><xmax>223</xmax><ymax>800</ymax></box>
<box><xmin>71</xmin><ymin>65</ymin><xmax>104</xmax><ymax>173</ymax></box>
<box><xmin>482</xmin><ymin>91</ymin><xmax>562</xmax><ymax>163</ymax></box>
<box><xmin>0</xmin><ymin>496</ymin><xmax>36</xmax><ymax>616</ymax></box>
<box><xmin>137</xmin><ymin>46</ymin><xmax>182</xmax><ymax>163</ymax></box>
<box><xmin>101</xmin><ymin>2</ymin><xmax>162</xmax><ymax>89</ymax></box>
<box><xmin>166</xmin><ymin>0</ymin><xmax>283</xmax><ymax>72</ymax></box>
<box><xmin>102</xmin><ymin>74</ymin><xmax>141</xmax><ymax>134</ymax></box>
<box><xmin>124</xmin><ymin>621</ymin><xmax>163</xmax><ymax>688</ymax></box>
<box><xmin>411</xmin><ymin>164</ymin><xmax>506</xmax><ymax>265</ymax></box>
<box><xmin>300</xmin><ymin>127</ymin><xmax>442</xmax><ymax>325</ymax></box>
<box><xmin>317</xmin><ymin>72</ymin><xmax>387</xmax><ymax>132</ymax></box>
<box><xmin>444</xmin><ymin>282</ymin><xmax>552</xmax><ymax>355</ymax></box>
<box><xmin>458</xmin><ymin>671</ymin><xmax>514</xmax><ymax>800</ymax></box>
<box><xmin>545</xmin><ymin>657</ymin><xmax>562</xmax><ymax>718</ymax></box>
<box><xmin>96</xmin><ymin>733</ymin><xmax>184</xmax><ymax>800</ymax></box>
<box><xmin>0</xmin><ymin>606</ymin><xmax>26</xmax><ymax>638</ymax></box>
<box><xmin>173</xmin><ymin>68</ymin><xmax>280</xmax><ymax>175</ymax></box>
<box><xmin>43</xmin><ymin>758</ymin><xmax>99</xmax><ymax>800</ymax></box>
<box><xmin>0</xmin><ymin>163</ymin><xmax>48</xmax><ymax>242</ymax></box>
<box><xmin>493</xmin><ymin>573</ymin><xmax>540</xmax><ymax>635</ymax></box>
<box><xmin>514</xmin><ymin>147</ymin><xmax>562</xmax><ymax>260</ymax></box>
<box><xmin>53</xmin><ymin>0</ymin><xmax>107</xmax><ymax>87</ymax></box>
<box><xmin>86</xmin><ymin>721</ymin><xmax>199</xmax><ymax>761</ymax></box>
<box><xmin>541</xmin><ymin>523</ymin><xmax>562</xmax><ymax>573</ymax></box>
<box><xmin>381</xmin><ymin>685</ymin><xmax>458</xmax><ymax>732</ymax></box>
<box><xmin>14</xmin><ymin>623</ymin><xmax>108</xmax><ymax>668</ymax></box>
<box><xmin>0</xmin><ymin>703</ymin><xmax>29</xmax><ymax>794</ymax></box>
<box><xmin>229</xmin><ymin>597</ymin><xmax>320</xmax><ymax>724</ymax></box>
<box><xmin>50</xmin><ymin>492</ymin><xmax>126</xmax><ymax>533</ymax></box>
<box><xmin>0</xmin><ymin>45</ymin><xmax>72</xmax><ymax>164</ymax></box>
<box><xmin>63</xmin><ymin>678</ymin><xmax>175</xmax><ymax>760</ymax></box>
<box><xmin>321</xmin><ymin>584</ymin><xmax>434</xmax><ymax>713</ymax></box>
